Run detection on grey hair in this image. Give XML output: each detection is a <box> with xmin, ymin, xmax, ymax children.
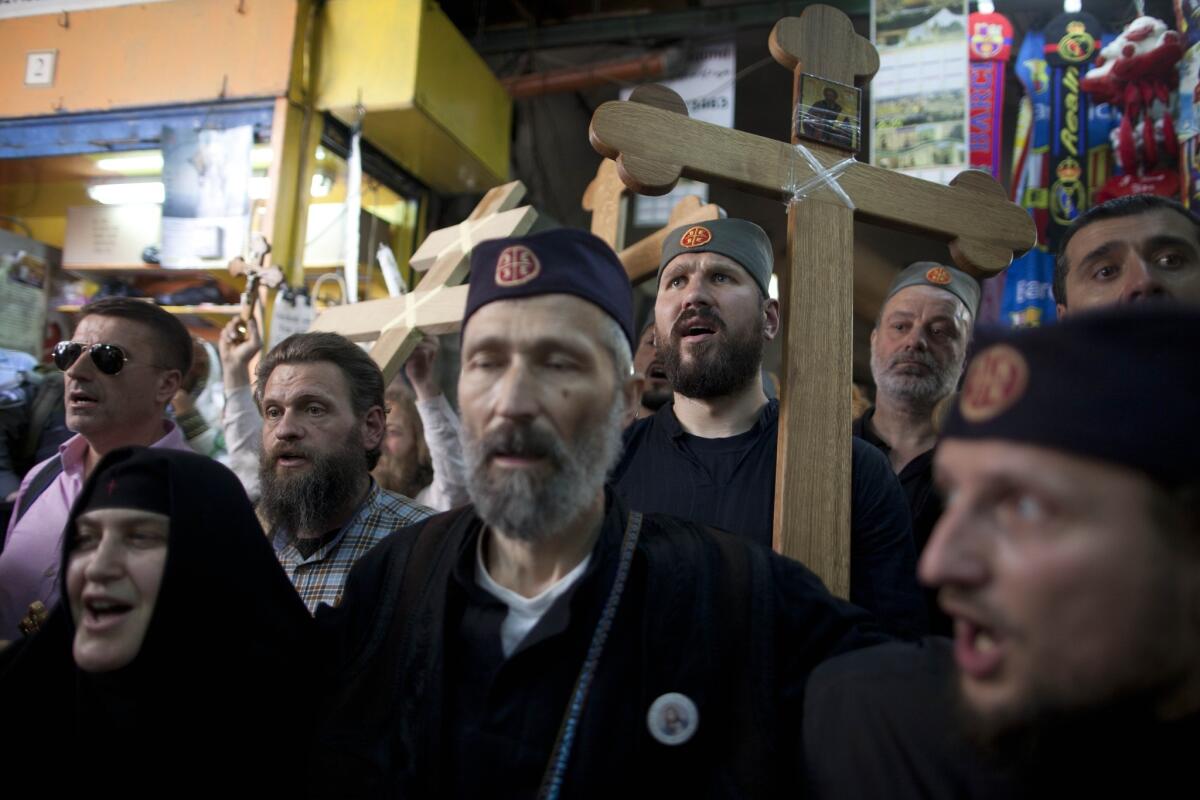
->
<box><xmin>596</xmin><ymin>313</ymin><xmax>634</xmax><ymax>390</ymax></box>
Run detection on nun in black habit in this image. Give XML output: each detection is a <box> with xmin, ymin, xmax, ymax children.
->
<box><xmin>0</xmin><ymin>446</ymin><xmax>315</xmax><ymax>796</ymax></box>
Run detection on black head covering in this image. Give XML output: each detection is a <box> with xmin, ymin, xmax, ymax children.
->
<box><xmin>943</xmin><ymin>304</ymin><xmax>1200</xmax><ymax>488</ymax></box>
<box><xmin>0</xmin><ymin>447</ymin><xmax>315</xmax><ymax>795</ymax></box>
<box><xmin>658</xmin><ymin>218</ymin><xmax>773</xmax><ymax>297</ymax></box>
<box><xmin>883</xmin><ymin>261</ymin><xmax>981</xmax><ymax>320</ymax></box>
<box><xmin>465</xmin><ymin>228</ymin><xmax>637</xmax><ymax>348</ymax></box>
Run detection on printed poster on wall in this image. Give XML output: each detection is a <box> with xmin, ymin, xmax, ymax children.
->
<box><xmin>0</xmin><ymin>251</ymin><xmax>47</xmax><ymax>358</ymax></box>
<box><xmin>159</xmin><ymin>124</ymin><xmax>253</xmax><ymax>268</ymax></box>
<box><xmin>621</xmin><ymin>41</ymin><xmax>735</xmax><ymax>226</ymax></box>
<box><xmin>871</xmin><ymin>0</ymin><xmax>970</xmax><ymax>185</ymax></box>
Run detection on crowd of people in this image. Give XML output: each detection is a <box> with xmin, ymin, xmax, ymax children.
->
<box><xmin>0</xmin><ymin>193</ymin><xmax>1196</xmax><ymax>797</ymax></box>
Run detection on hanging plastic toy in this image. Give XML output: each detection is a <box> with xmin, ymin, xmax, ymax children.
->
<box><xmin>1081</xmin><ymin>16</ymin><xmax>1185</xmax><ymax>200</ymax></box>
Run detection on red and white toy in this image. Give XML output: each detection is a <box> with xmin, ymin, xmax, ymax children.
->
<box><xmin>1081</xmin><ymin>16</ymin><xmax>1184</xmax><ymax>199</ymax></box>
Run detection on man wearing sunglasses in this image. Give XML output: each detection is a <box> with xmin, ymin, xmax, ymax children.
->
<box><xmin>0</xmin><ymin>297</ymin><xmax>193</xmax><ymax>641</ymax></box>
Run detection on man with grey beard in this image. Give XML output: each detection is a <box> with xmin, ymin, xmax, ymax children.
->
<box><xmin>855</xmin><ymin>262</ymin><xmax>978</xmax><ymax>634</ymax></box>
<box><xmin>614</xmin><ymin>219</ymin><xmax>926</xmax><ymax>637</ymax></box>
<box><xmin>254</xmin><ymin>332</ymin><xmax>432</xmax><ymax>612</ymax></box>
<box><xmin>310</xmin><ymin>229</ymin><xmax>887</xmax><ymax>798</ymax></box>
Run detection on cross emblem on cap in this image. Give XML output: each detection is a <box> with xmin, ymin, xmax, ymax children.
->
<box><xmin>679</xmin><ymin>226</ymin><xmax>712</xmax><ymax>248</ymax></box>
<box><xmin>496</xmin><ymin>245</ymin><xmax>541</xmax><ymax>287</ymax></box>
<box><xmin>961</xmin><ymin>344</ymin><xmax>1029</xmax><ymax>422</ymax></box>
<box><xmin>925</xmin><ymin>266</ymin><xmax>952</xmax><ymax>285</ymax></box>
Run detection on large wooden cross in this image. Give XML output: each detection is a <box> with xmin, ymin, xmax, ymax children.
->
<box><xmin>589</xmin><ymin>4</ymin><xmax>1034</xmax><ymax>597</ymax></box>
<box><xmin>310</xmin><ymin>181</ymin><xmax>539</xmax><ymax>384</ymax></box>
<box><xmin>583</xmin><ymin>158</ymin><xmax>722</xmax><ymax>284</ymax></box>
<box><xmin>583</xmin><ymin>158</ymin><xmax>630</xmax><ymax>250</ymax></box>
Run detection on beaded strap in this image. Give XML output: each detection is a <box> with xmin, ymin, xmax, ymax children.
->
<box><xmin>537</xmin><ymin>510</ymin><xmax>644</xmax><ymax>800</ymax></box>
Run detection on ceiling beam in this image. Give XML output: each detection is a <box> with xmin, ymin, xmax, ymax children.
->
<box><xmin>471</xmin><ymin>1</ymin><xmax>869</xmax><ymax>54</ymax></box>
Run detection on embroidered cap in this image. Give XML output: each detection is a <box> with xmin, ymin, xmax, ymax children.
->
<box><xmin>884</xmin><ymin>261</ymin><xmax>981</xmax><ymax>319</ymax></box>
<box><xmin>466</xmin><ymin>228</ymin><xmax>635</xmax><ymax>348</ymax></box>
<box><xmin>658</xmin><ymin>218</ymin><xmax>773</xmax><ymax>298</ymax></box>
<box><xmin>942</xmin><ymin>304</ymin><xmax>1200</xmax><ymax>487</ymax></box>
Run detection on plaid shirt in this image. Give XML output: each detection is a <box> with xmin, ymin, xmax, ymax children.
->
<box><xmin>271</xmin><ymin>482</ymin><xmax>433</xmax><ymax>613</ymax></box>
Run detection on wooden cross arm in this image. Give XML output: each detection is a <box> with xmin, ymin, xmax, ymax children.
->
<box><xmin>418</xmin><ymin>205</ymin><xmax>541</xmax><ymax>289</ymax></box>
<box><xmin>309</xmin><ymin>284</ymin><xmax>470</xmax><ymax>342</ymax></box>
<box><xmin>411</xmin><ymin>180</ymin><xmax>528</xmax><ymax>273</ymax></box>
<box><xmin>590</xmin><ymin>94</ymin><xmax>1036</xmax><ymax>276</ymax></box>
<box><xmin>309</xmin><ymin>284</ymin><xmax>470</xmax><ymax>383</ymax></box>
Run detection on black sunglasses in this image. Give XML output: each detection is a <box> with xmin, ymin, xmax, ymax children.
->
<box><xmin>53</xmin><ymin>341</ymin><xmax>137</xmax><ymax>376</ymax></box>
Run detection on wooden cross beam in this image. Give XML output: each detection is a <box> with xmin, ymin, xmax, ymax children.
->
<box><xmin>310</xmin><ymin>180</ymin><xmax>539</xmax><ymax>384</ymax></box>
<box><xmin>583</xmin><ymin>158</ymin><xmax>629</xmax><ymax>251</ymax></box>
<box><xmin>410</xmin><ymin>181</ymin><xmax>529</xmax><ymax>274</ymax></box>
<box><xmin>583</xmin><ymin>158</ymin><xmax>723</xmax><ymax>283</ymax></box>
<box><xmin>589</xmin><ymin>4</ymin><xmax>1035</xmax><ymax>597</ymax></box>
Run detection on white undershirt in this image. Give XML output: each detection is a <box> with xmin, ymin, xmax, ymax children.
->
<box><xmin>475</xmin><ymin>532</ymin><xmax>592</xmax><ymax>658</ymax></box>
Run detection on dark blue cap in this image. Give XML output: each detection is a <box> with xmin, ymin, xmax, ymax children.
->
<box><xmin>944</xmin><ymin>304</ymin><xmax>1200</xmax><ymax>487</ymax></box>
<box><xmin>465</xmin><ymin>228</ymin><xmax>635</xmax><ymax>348</ymax></box>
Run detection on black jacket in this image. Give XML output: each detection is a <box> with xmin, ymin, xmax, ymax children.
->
<box><xmin>616</xmin><ymin>399</ymin><xmax>928</xmax><ymax>636</ymax></box>
<box><xmin>805</xmin><ymin>638</ymin><xmax>1200</xmax><ymax>799</ymax></box>
<box><xmin>0</xmin><ymin>447</ymin><xmax>316</xmax><ymax>797</ymax></box>
<box><xmin>312</xmin><ymin>489</ymin><xmax>887</xmax><ymax>798</ymax></box>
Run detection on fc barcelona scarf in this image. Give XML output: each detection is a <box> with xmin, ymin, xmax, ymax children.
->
<box><xmin>969</xmin><ymin>11</ymin><xmax>1014</xmax><ymax>324</ymax></box>
<box><xmin>969</xmin><ymin>12</ymin><xmax>1014</xmax><ymax>178</ymax></box>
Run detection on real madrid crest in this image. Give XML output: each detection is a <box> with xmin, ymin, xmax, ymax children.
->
<box><xmin>1057</xmin><ymin>20</ymin><xmax>1096</xmax><ymax>63</ymax></box>
<box><xmin>495</xmin><ymin>245</ymin><xmax>541</xmax><ymax>287</ymax></box>
<box><xmin>1043</xmin><ymin>12</ymin><xmax>1104</xmax><ymax>68</ymax></box>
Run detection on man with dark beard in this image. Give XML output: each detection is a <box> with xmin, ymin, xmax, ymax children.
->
<box><xmin>254</xmin><ymin>332</ymin><xmax>432</xmax><ymax>612</ymax></box>
<box><xmin>803</xmin><ymin>305</ymin><xmax>1200</xmax><ymax>799</ymax></box>
<box><xmin>856</xmin><ymin>261</ymin><xmax>978</xmax><ymax>633</ymax></box>
<box><xmin>613</xmin><ymin>219</ymin><xmax>926</xmax><ymax>636</ymax></box>
<box><xmin>311</xmin><ymin>229</ymin><xmax>886</xmax><ymax>798</ymax></box>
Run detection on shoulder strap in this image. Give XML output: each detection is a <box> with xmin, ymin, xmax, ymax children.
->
<box><xmin>12</xmin><ymin>455</ymin><xmax>63</xmax><ymax>528</ymax></box>
<box><xmin>314</xmin><ymin>507</ymin><xmax>466</xmax><ymax>796</ymax></box>
<box><xmin>340</xmin><ymin>506</ymin><xmax>465</xmax><ymax>681</ymax></box>
<box><xmin>20</xmin><ymin>373</ymin><xmax>63</xmax><ymax>463</ymax></box>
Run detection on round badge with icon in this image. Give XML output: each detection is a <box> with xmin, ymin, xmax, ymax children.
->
<box><xmin>646</xmin><ymin>692</ymin><xmax>699</xmax><ymax>746</ymax></box>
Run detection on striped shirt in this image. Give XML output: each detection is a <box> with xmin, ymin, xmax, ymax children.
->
<box><xmin>271</xmin><ymin>481</ymin><xmax>432</xmax><ymax>613</ymax></box>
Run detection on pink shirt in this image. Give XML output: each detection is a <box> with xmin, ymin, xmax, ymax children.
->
<box><xmin>0</xmin><ymin>423</ymin><xmax>188</xmax><ymax>639</ymax></box>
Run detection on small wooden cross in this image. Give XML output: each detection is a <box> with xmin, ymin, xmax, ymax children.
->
<box><xmin>589</xmin><ymin>4</ymin><xmax>1035</xmax><ymax>596</ymax></box>
<box><xmin>310</xmin><ymin>181</ymin><xmax>539</xmax><ymax>384</ymax></box>
<box><xmin>583</xmin><ymin>158</ymin><xmax>723</xmax><ymax>283</ymax></box>
<box><xmin>227</xmin><ymin>234</ymin><xmax>284</xmax><ymax>344</ymax></box>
